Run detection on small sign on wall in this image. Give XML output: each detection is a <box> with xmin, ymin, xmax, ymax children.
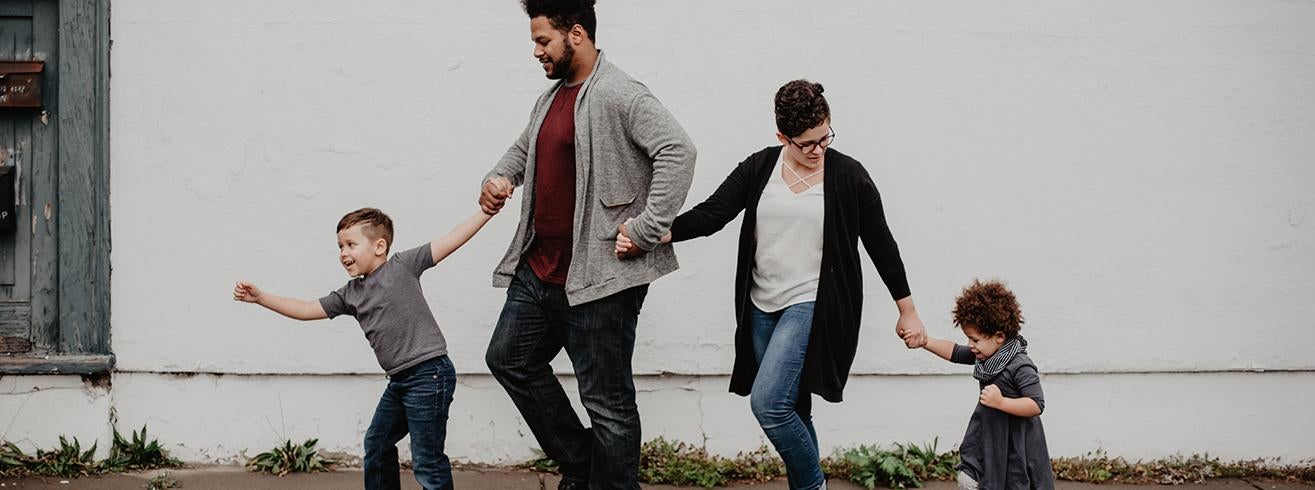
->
<box><xmin>0</xmin><ymin>61</ymin><xmax>43</xmax><ymax>109</ymax></box>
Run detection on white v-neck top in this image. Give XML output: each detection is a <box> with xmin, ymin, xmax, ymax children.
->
<box><xmin>750</xmin><ymin>153</ymin><xmax>825</xmax><ymax>312</ymax></box>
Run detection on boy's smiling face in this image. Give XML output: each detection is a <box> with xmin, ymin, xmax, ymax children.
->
<box><xmin>961</xmin><ymin>324</ymin><xmax>1007</xmax><ymax>361</ymax></box>
<box><xmin>337</xmin><ymin>223</ymin><xmax>387</xmax><ymax>277</ymax></box>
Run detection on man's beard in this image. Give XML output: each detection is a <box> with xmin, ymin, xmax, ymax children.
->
<box><xmin>546</xmin><ymin>42</ymin><xmax>575</xmax><ymax>80</ymax></box>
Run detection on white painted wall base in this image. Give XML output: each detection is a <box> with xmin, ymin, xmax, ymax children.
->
<box><xmin>5</xmin><ymin>371</ymin><xmax>1312</xmax><ymax>464</ymax></box>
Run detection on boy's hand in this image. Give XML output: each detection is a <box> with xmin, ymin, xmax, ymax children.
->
<box><xmin>233</xmin><ymin>281</ymin><xmax>262</xmax><ymax>303</ymax></box>
<box><xmin>979</xmin><ymin>384</ymin><xmax>1003</xmax><ymax>408</ymax></box>
<box><xmin>480</xmin><ymin>177</ymin><xmax>515</xmax><ymax>215</ymax></box>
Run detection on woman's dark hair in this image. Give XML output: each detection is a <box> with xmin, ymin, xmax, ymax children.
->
<box><xmin>953</xmin><ymin>279</ymin><xmax>1025</xmax><ymax>339</ymax></box>
<box><xmin>522</xmin><ymin>0</ymin><xmax>597</xmax><ymax>41</ymax></box>
<box><xmin>774</xmin><ymin>79</ymin><xmax>830</xmax><ymax>138</ymax></box>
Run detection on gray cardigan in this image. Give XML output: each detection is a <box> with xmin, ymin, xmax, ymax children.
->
<box><xmin>485</xmin><ymin>51</ymin><xmax>697</xmax><ymax>305</ymax></box>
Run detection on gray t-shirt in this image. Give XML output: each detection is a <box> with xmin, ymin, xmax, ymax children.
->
<box><xmin>319</xmin><ymin>243</ymin><xmax>448</xmax><ymax>376</ymax></box>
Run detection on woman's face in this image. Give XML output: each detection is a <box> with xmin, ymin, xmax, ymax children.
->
<box><xmin>778</xmin><ymin>120</ymin><xmax>833</xmax><ymax>167</ymax></box>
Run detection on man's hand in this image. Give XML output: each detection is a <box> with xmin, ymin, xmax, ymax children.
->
<box><xmin>480</xmin><ymin>177</ymin><xmax>515</xmax><ymax>215</ymax></box>
<box><xmin>233</xmin><ymin>281</ymin><xmax>262</xmax><ymax>303</ymax></box>
<box><xmin>979</xmin><ymin>384</ymin><xmax>1003</xmax><ymax>408</ymax></box>
<box><xmin>615</xmin><ymin>218</ymin><xmax>646</xmax><ymax>259</ymax></box>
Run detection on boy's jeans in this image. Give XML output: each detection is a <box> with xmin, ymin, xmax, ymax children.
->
<box><xmin>486</xmin><ymin>262</ymin><xmax>649</xmax><ymax>490</ymax></box>
<box><xmin>363</xmin><ymin>355</ymin><xmax>456</xmax><ymax>490</ymax></box>
<box><xmin>748</xmin><ymin>302</ymin><xmax>825</xmax><ymax>490</ymax></box>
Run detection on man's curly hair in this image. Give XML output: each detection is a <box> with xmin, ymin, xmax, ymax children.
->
<box><xmin>774</xmin><ymin>79</ymin><xmax>830</xmax><ymax>138</ymax></box>
<box><xmin>522</xmin><ymin>0</ymin><xmax>597</xmax><ymax>41</ymax></box>
<box><xmin>953</xmin><ymin>279</ymin><xmax>1025</xmax><ymax>338</ymax></box>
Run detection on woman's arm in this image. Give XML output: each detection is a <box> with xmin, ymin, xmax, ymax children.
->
<box><xmin>668</xmin><ymin>156</ymin><xmax>758</xmax><ymax>242</ymax></box>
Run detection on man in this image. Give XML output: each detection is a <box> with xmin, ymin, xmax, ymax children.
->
<box><xmin>480</xmin><ymin>1</ymin><xmax>696</xmax><ymax>488</ymax></box>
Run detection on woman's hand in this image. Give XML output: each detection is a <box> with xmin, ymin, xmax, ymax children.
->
<box><xmin>895</xmin><ymin>299</ymin><xmax>927</xmax><ymax>348</ymax></box>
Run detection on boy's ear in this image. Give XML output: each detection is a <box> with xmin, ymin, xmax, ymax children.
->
<box><xmin>775</xmin><ymin>132</ymin><xmax>789</xmax><ymax>145</ymax></box>
<box><xmin>374</xmin><ymin>238</ymin><xmax>388</xmax><ymax>256</ymax></box>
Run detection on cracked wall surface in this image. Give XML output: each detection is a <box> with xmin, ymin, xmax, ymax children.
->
<box><xmin>10</xmin><ymin>0</ymin><xmax>1311</xmax><ymax>463</ymax></box>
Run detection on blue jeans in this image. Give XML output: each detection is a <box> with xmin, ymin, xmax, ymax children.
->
<box><xmin>363</xmin><ymin>355</ymin><xmax>456</xmax><ymax>490</ymax></box>
<box><xmin>749</xmin><ymin>302</ymin><xmax>824</xmax><ymax>490</ymax></box>
<box><xmin>485</xmin><ymin>262</ymin><xmax>649</xmax><ymax>490</ymax></box>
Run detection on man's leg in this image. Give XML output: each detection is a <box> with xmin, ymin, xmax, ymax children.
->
<box><xmin>486</xmin><ymin>263</ymin><xmax>592</xmax><ymax>482</ymax></box>
<box><xmin>558</xmin><ymin>284</ymin><xmax>648</xmax><ymax>490</ymax></box>
<box><xmin>363</xmin><ymin>382</ymin><xmax>409</xmax><ymax>490</ymax></box>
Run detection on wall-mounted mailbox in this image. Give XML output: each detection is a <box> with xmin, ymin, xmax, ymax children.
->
<box><xmin>0</xmin><ymin>61</ymin><xmax>43</xmax><ymax>109</ymax></box>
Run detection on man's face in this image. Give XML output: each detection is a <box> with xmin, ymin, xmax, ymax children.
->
<box><xmin>530</xmin><ymin>16</ymin><xmax>575</xmax><ymax>80</ymax></box>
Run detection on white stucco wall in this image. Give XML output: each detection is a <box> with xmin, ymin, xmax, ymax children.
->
<box><xmin>6</xmin><ymin>0</ymin><xmax>1313</xmax><ymax>464</ymax></box>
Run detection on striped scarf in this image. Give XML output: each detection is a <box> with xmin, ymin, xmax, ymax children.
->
<box><xmin>974</xmin><ymin>335</ymin><xmax>1027</xmax><ymax>382</ymax></box>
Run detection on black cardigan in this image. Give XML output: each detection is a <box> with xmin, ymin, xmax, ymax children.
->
<box><xmin>670</xmin><ymin>146</ymin><xmax>911</xmax><ymax>403</ymax></box>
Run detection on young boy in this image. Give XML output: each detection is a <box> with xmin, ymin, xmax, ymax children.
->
<box><xmin>233</xmin><ymin>207</ymin><xmax>493</xmax><ymax>490</ymax></box>
<box><xmin>919</xmin><ymin>279</ymin><xmax>1054</xmax><ymax>490</ymax></box>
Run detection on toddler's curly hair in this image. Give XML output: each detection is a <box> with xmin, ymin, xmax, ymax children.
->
<box><xmin>953</xmin><ymin>279</ymin><xmax>1024</xmax><ymax>338</ymax></box>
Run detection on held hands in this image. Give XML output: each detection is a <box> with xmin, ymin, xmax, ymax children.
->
<box><xmin>233</xmin><ymin>281</ymin><xmax>262</xmax><ymax>303</ymax></box>
<box><xmin>979</xmin><ymin>384</ymin><xmax>1004</xmax><ymax>408</ymax></box>
<box><xmin>896</xmin><ymin>310</ymin><xmax>928</xmax><ymax>349</ymax></box>
<box><xmin>480</xmin><ymin>177</ymin><xmax>515</xmax><ymax>215</ymax></box>
<box><xmin>615</xmin><ymin>218</ymin><xmax>645</xmax><ymax>259</ymax></box>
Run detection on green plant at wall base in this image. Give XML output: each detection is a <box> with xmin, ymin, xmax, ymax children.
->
<box><xmin>832</xmin><ymin>444</ymin><xmax>923</xmax><ymax>489</ymax></box>
<box><xmin>28</xmin><ymin>437</ymin><xmax>101</xmax><ymax>478</ymax></box>
<box><xmin>104</xmin><ymin>425</ymin><xmax>183</xmax><ymax>472</ymax></box>
<box><xmin>638</xmin><ymin>438</ymin><xmax>785</xmax><ymax>488</ymax></box>
<box><xmin>246</xmin><ymin>438</ymin><xmax>336</xmax><ymax>476</ymax></box>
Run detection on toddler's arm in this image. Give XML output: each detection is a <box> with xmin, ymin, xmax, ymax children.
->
<box><xmin>979</xmin><ymin>384</ymin><xmax>1043</xmax><ymax>417</ymax></box>
<box><xmin>233</xmin><ymin>281</ymin><xmax>328</xmax><ymax>321</ymax></box>
<box><xmin>429</xmin><ymin>210</ymin><xmax>495</xmax><ymax>265</ymax></box>
<box><xmin>923</xmin><ymin>337</ymin><xmax>976</xmax><ymax>365</ymax></box>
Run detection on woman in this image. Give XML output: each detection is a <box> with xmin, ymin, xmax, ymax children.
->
<box><xmin>617</xmin><ymin>80</ymin><xmax>927</xmax><ymax>490</ymax></box>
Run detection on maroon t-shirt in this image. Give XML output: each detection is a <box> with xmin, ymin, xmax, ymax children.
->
<box><xmin>526</xmin><ymin>83</ymin><xmax>582</xmax><ymax>285</ymax></box>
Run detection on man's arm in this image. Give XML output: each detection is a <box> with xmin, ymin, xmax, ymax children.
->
<box><xmin>233</xmin><ymin>282</ymin><xmax>328</xmax><ymax>321</ymax></box>
<box><xmin>480</xmin><ymin>108</ymin><xmax>536</xmax><ymax>214</ymax></box>
<box><xmin>430</xmin><ymin>210</ymin><xmax>495</xmax><ymax>265</ymax></box>
<box><xmin>619</xmin><ymin>91</ymin><xmax>697</xmax><ymax>251</ymax></box>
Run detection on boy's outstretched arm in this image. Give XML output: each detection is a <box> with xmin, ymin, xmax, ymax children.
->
<box><xmin>430</xmin><ymin>210</ymin><xmax>494</xmax><ymax>265</ymax></box>
<box><xmin>233</xmin><ymin>282</ymin><xmax>328</xmax><ymax>321</ymax></box>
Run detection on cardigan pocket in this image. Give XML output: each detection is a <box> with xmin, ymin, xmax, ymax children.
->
<box><xmin>595</xmin><ymin>192</ymin><xmax>638</xmax><ymax>240</ymax></box>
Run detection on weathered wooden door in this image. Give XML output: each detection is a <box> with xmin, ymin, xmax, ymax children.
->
<box><xmin>0</xmin><ymin>0</ymin><xmax>58</xmax><ymax>354</ymax></box>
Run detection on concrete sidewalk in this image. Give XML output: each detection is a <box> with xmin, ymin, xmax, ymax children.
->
<box><xmin>1</xmin><ymin>467</ymin><xmax>1310</xmax><ymax>489</ymax></box>
<box><xmin>2</xmin><ymin>465</ymin><xmax>1304</xmax><ymax>488</ymax></box>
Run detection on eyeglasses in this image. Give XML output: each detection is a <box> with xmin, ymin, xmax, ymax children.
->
<box><xmin>787</xmin><ymin>128</ymin><xmax>836</xmax><ymax>153</ymax></box>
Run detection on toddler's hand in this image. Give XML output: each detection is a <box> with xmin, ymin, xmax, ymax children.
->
<box><xmin>979</xmin><ymin>384</ymin><xmax>1003</xmax><ymax>408</ymax></box>
<box><xmin>233</xmin><ymin>281</ymin><xmax>262</xmax><ymax>303</ymax></box>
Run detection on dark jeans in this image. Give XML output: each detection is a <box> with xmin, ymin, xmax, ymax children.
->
<box><xmin>363</xmin><ymin>355</ymin><xmax>456</xmax><ymax>490</ymax></box>
<box><xmin>486</xmin><ymin>262</ymin><xmax>649</xmax><ymax>490</ymax></box>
